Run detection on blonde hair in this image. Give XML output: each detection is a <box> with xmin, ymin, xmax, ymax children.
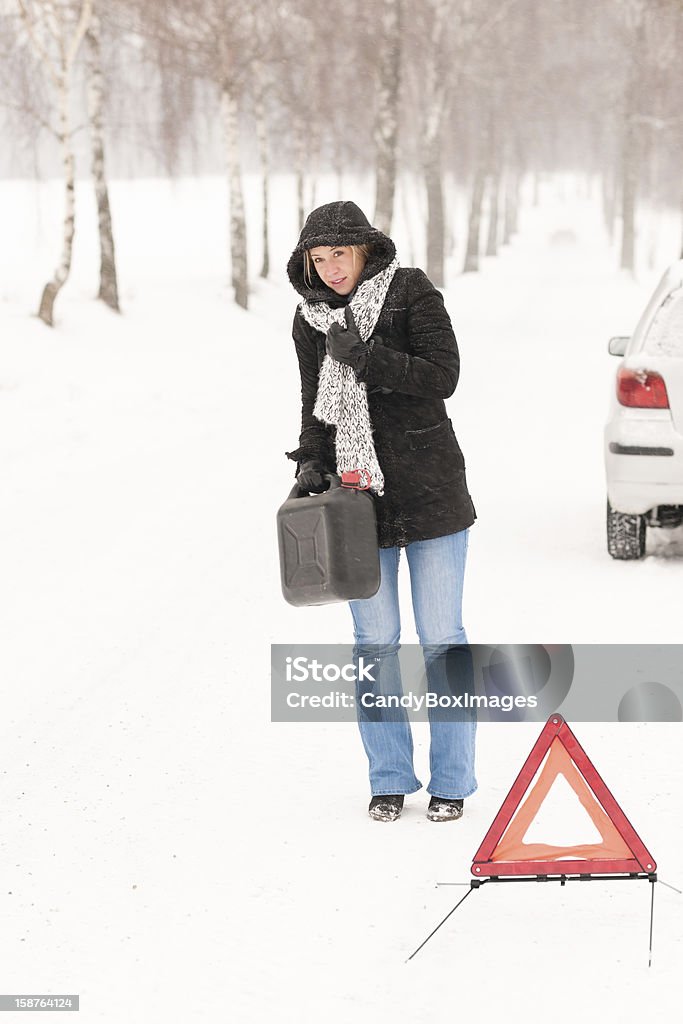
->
<box><xmin>304</xmin><ymin>243</ymin><xmax>371</xmax><ymax>289</ymax></box>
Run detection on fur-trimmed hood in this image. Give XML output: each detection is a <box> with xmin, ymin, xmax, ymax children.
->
<box><xmin>286</xmin><ymin>201</ymin><xmax>397</xmax><ymax>303</ymax></box>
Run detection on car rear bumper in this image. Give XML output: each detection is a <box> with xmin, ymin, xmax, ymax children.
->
<box><xmin>605</xmin><ymin>412</ymin><xmax>683</xmax><ymax>514</ymax></box>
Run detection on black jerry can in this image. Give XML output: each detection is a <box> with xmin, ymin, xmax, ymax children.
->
<box><xmin>277</xmin><ymin>474</ymin><xmax>380</xmax><ymax>606</ymax></box>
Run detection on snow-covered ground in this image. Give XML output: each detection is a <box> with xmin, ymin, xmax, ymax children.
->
<box><xmin>1</xmin><ymin>175</ymin><xmax>681</xmax><ymax>1023</ymax></box>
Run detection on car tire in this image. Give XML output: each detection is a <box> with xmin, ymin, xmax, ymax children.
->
<box><xmin>606</xmin><ymin>500</ymin><xmax>646</xmax><ymax>560</ymax></box>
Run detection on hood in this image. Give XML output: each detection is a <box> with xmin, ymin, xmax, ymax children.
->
<box><xmin>286</xmin><ymin>200</ymin><xmax>397</xmax><ymax>304</ymax></box>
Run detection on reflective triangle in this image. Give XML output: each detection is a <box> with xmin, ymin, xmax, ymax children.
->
<box><xmin>471</xmin><ymin>716</ymin><xmax>657</xmax><ymax>877</ymax></box>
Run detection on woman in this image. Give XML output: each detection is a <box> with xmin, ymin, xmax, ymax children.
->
<box><xmin>286</xmin><ymin>200</ymin><xmax>477</xmax><ymax>822</ymax></box>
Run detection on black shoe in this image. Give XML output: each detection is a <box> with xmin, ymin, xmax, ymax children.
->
<box><xmin>427</xmin><ymin>796</ymin><xmax>464</xmax><ymax>822</ymax></box>
<box><xmin>368</xmin><ymin>794</ymin><xmax>404</xmax><ymax>822</ymax></box>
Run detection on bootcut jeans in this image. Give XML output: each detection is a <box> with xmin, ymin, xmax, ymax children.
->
<box><xmin>349</xmin><ymin>529</ymin><xmax>477</xmax><ymax>800</ymax></box>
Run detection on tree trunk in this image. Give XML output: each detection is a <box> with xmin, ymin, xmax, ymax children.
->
<box><xmin>294</xmin><ymin>120</ymin><xmax>306</xmax><ymax>232</ymax></box>
<box><xmin>602</xmin><ymin>173</ymin><xmax>617</xmax><ymax>245</ymax></box>
<box><xmin>253</xmin><ymin>69</ymin><xmax>270</xmax><ymax>279</ymax></box>
<box><xmin>463</xmin><ymin>167</ymin><xmax>486</xmax><ymax>274</ymax></box>
<box><xmin>424</xmin><ymin>136</ymin><xmax>444</xmax><ymax>286</ymax></box>
<box><xmin>373</xmin><ymin>0</ymin><xmax>402</xmax><ymax>235</ymax></box>
<box><xmin>38</xmin><ymin>76</ymin><xmax>76</xmax><ymax>326</ymax></box>
<box><xmin>620</xmin><ymin>114</ymin><xmax>637</xmax><ymax>272</ymax></box>
<box><xmin>483</xmin><ymin>102</ymin><xmax>500</xmax><ymax>257</ymax></box>
<box><xmin>260</xmin><ymin>166</ymin><xmax>269</xmax><ymax>279</ymax></box>
<box><xmin>307</xmin><ymin>128</ymin><xmax>320</xmax><ymax>213</ymax></box>
<box><xmin>85</xmin><ymin>8</ymin><xmax>120</xmax><ymax>311</ymax></box>
<box><xmin>17</xmin><ymin>0</ymin><xmax>92</xmax><ymax>325</ymax></box>
<box><xmin>221</xmin><ymin>83</ymin><xmax>248</xmax><ymax>308</ymax></box>
<box><xmin>502</xmin><ymin>171</ymin><xmax>519</xmax><ymax>245</ymax></box>
<box><xmin>619</xmin><ymin>28</ymin><xmax>643</xmax><ymax>273</ymax></box>
<box><xmin>485</xmin><ymin>173</ymin><xmax>499</xmax><ymax>257</ymax></box>
<box><xmin>400</xmin><ymin>175</ymin><xmax>416</xmax><ymax>267</ymax></box>
<box><xmin>296</xmin><ymin>171</ymin><xmax>305</xmax><ymax>232</ymax></box>
<box><xmin>335</xmin><ymin>131</ymin><xmax>344</xmax><ymax>198</ymax></box>
<box><xmin>444</xmin><ymin>171</ymin><xmax>456</xmax><ymax>257</ymax></box>
<box><xmin>417</xmin><ymin>0</ymin><xmax>452</xmax><ymax>285</ymax></box>
<box><xmin>511</xmin><ymin>174</ymin><xmax>520</xmax><ymax>235</ymax></box>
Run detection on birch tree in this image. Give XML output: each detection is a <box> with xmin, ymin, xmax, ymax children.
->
<box><xmin>485</xmin><ymin>173</ymin><xmax>499</xmax><ymax>256</ymax></box>
<box><xmin>462</xmin><ymin>129</ymin><xmax>487</xmax><ymax>274</ymax></box>
<box><xmin>253</xmin><ymin>54</ymin><xmax>271</xmax><ymax>279</ymax></box>
<box><xmin>412</xmin><ymin>0</ymin><xmax>459</xmax><ymax>286</ymax></box>
<box><xmin>618</xmin><ymin>2</ymin><xmax>645</xmax><ymax>273</ymax></box>
<box><xmin>373</xmin><ymin>0</ymin><xmax>402</xmax><ymax>236</ymax></box>
<box><xmin>84</xmin><ymin>0</ymin><xmax>119</xmax><ymax>310</ymax></box>
<box><xmin>220</xmin><ymin>74</ymin><xmax>248</xmax><ymax>307</ymax></box>
<box><xmin>16</xmin><ymin>0</ymin><xmax>93</xmax><ymax>326</ymax></box>
<box><xmin>640</xmin><ymin>0</ymin><xmax>680</xmax><ymax>266</ymax></box>
<box><xmin>502</xmin><ymin>164</ymin><xmax>521</xmax><ymax>244</ymax></box>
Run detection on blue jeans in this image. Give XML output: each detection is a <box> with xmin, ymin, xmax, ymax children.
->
<box><xmin>349</xmin><ymin>530</ymin><xmax>477</xmax><ymax>799</ymax></box>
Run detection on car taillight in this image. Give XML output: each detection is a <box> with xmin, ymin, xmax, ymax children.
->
<box><xmin>616</xmin><ymin>368</ymin><xmax>670</xmax><ymax>408</ymax></box>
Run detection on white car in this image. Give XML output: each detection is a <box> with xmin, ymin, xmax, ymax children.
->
<box><xmin>604</xmin><ymin>259</ymin><xmax>683</xmax><ymax>559</ymax></box>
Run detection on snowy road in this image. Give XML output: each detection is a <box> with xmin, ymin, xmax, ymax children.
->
<box><xmin>1</xmin><ymin>178</ymin><xmax>681</xmax><ymax>1022</ymax></box>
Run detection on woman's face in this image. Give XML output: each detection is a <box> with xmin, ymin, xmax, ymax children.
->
<box><xmin>308</xmin><ymin>246</ymin><xmax>365</xmax><ymax>295</ymax></box>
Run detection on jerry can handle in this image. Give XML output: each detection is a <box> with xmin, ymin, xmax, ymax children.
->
<box><xmin>287</xmin><ymin>471</ymin><xmax>341</xmax><ymax>500</ymax></box>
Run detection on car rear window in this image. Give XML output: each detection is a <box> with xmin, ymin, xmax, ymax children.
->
<box><xmin>645</xmin><ymin>286</ymin><xmax>683</xmax><ymax>356</ymax></box>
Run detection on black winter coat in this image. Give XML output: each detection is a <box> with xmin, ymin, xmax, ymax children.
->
<box><xmin>286</xmin><ymin>201</ymin><xmax>476</xmax><ymax>549</ymax></box>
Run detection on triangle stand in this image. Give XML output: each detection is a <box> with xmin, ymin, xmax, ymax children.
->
<box><xmin>407</xmin><ymin>715</ymin><xmax>659</xmax><ymax>965</ymax></box>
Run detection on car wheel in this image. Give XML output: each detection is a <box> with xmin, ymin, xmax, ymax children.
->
<box><xmin>606</xmin><ymin>500</ymin><xmax>646</xmax><ymax>560</ymax></box>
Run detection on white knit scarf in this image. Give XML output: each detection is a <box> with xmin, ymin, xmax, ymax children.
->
<box><xmin>298</xmin><ymin>257</ymin><xmax>399</xmax><ymax>496</ymax></box>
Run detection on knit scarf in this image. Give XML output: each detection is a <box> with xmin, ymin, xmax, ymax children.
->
<box><xmin>298</xmin><ymin>257</ymin><xmax>399</xmax><ymax>497</ymax></box>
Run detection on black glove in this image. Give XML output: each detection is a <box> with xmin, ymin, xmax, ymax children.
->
<box><xmin>296</xmin><ymin>459</ymin><xmax>329</xmax><ymax>493</ymax></box>
<box><xmin>326</xmin><ymin>306</ymin><xmax>372</xmax><ymax>376</ymax></box>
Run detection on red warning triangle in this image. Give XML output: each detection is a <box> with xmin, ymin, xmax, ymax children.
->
<box><xmin>471</xmin><ymin>715</ymin><xmax>657</xmax><ymax>878</ymax></box>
